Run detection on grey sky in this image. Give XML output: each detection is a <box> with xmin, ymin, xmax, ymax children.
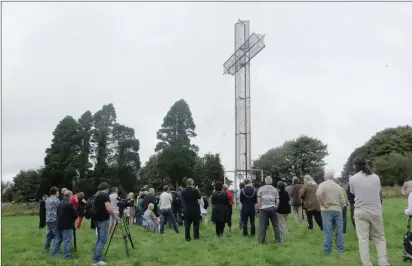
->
<box><xmin>2</xmin><ymin>2</ymin><xmax>412</xmax><ymax>182</ymax></box>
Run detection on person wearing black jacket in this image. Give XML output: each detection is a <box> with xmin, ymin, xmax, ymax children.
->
<box><xmin>277</xmin><ymin>181</ymin><xmax>291</xmax><ymax>241</ymax></box>
<box><xmin>51</xmin><ymin>191</ymin><xmax>78</xmax><ymax>259</ymax></box>
<box><xmin>181</xmin><ymin>178</ymin><xmax>201</xmax><ymax>241</ymax></box>
<box><xmin>39</xmin><ymin>194</ymin><xmax>48</xmax><ymax>229</ymax></box>
<box><xmin>143</xmin><ymin>188</ymin><xmax>158</xmax><ymax>217</ymax></box>
<box><xmin>171</xmin><ymin>188</ymin><xmax>183</xmax><ymax>226</ymax></box>
<box><xmin>211</xmin><ymin>182</ymin><xmax>230</xmax><ymax>237</ymax></box>
<box><xmin>346</xmin><ymin>185</ymin><xmax>356</xmax><ymax>229</ymax></box>
<box><xmin>240</xmin><ymin>179</ymin><xmax>257</xmax><ymax>236</ymax></box>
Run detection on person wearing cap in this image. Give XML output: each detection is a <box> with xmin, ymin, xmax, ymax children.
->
<box><xmin>349</xmin><ymin>156</ymin><xmax>390</xmax><ymax>266</ymax></box>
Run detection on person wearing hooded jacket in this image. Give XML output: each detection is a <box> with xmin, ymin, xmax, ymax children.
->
<box><xmin>300</xmin><ymin>175</ymin><xmax>323</xmax><ymax>231</ymax></box>
<box><xmin>240</xmin><ymin>179</ymin><xmax>257</xmax><ymax>236</ymax></box>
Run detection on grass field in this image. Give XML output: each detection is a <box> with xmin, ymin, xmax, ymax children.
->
<box><xmin>1</xmin><ymin>198</ymin><xmax>410</xmax><ymax>266</ymax></box>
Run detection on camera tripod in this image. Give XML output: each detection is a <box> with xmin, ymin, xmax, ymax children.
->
<box><xmin>104</xmin><ymin>214</ymin><xmax>135</xmax><ymax>257</ymax></box>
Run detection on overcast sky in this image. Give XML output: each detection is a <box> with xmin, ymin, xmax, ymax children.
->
<box><xmin>2</xmin><ymin>2</ymin><xmax>412</xmax><ymax>182</ymax></box>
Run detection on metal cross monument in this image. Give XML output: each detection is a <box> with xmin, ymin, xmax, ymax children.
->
<box><xmin>223</xmin><ymin>20</ymin><xmax>265</xmax><ymax>190</ymax></box>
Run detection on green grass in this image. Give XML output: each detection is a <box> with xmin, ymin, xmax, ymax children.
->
<box><xmin>1</xmin><ymin>198</ymin><xmax>410</xmax><ymax>266</ymax></box>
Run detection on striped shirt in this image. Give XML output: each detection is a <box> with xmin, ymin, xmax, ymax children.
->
<box><xmin>257</xmin><ymin>185</ymin><xmax>279</xmax><ymax>209</ymax></box>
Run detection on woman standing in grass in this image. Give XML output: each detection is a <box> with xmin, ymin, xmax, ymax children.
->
<box><xmin>277</xmin><ymin>181</ymin><xmax>291</xmax><ymax>241</ymax></box>
<box><xmin>211</xmin><ymin>183</ymin><xmax>230</xmax><ymax>237</ymax></box>
<box><xmin>300</xmin><ymin>175</ymin><xmax>323</xmax><ymax>231</ymax></box>
<box><xmin>76</xmin><ymin>192</ymin><xmax>86</xmax><ymax>229</ymax></box>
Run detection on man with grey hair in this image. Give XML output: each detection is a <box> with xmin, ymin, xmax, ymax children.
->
<box><xmin>181</xmin><ymin>178</ymin><xmax>201</xmax><ymax>241</ymax></box>
<box><xmin>316</xmin><ymin>170</ymin><xmax>346</xmax><ymax>254</ymax></box>
<box><xmin>257</xmin><ymin>176</ymin><xmax>281</xmax><ymax>244</ymax></box>
<box><xmin>290</xmin><ymin>177</ymin><xmax>304</xmax><ymax>222</ymax></box>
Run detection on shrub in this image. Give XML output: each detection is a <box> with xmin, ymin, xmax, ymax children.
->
<box><xmin>1</xmin><ymin>202</ymin><xmax>39</xmax><ymax>216</ymax></box>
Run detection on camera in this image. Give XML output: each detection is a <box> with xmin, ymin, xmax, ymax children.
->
<box><xmin>117</xmin><ymin>197</ymin><xmax>133</xmax><ymax>215</ymax></box>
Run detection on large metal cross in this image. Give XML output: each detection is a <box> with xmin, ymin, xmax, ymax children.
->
<box><xmin>223</xmin><ymin>20</ymin><xmax>265</xmax><ymax>191</ymax></box>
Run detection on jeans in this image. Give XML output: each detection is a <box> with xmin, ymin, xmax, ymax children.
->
<box><xmin>241</xmin><ymin>207</ymin><xmax>256</xmax><ymax>236</ymax></box>
<box><xmin>93</xmin><ymin>219</ymin><xmax>110</xmax><ymax>263</ymax></box>
<box><xmin>44</xmin><ymin>222</ymin><xmax>57</xmax><ymax>251</ymax></box>
<box><xmin>51</xmin><ymin>229</ymin><xmax>73</xmax><ymax>259</ymax></box>
<box><xmin>322</xmin><ymin>211</ymin><xmax>344</xmax><ymax>254</ymax></box>
<box><xmin>258</xmin><ymin>207</ymin><xmax>281</xmax><ymax>244</ymax></box>
<box><xmin>160</xmin><ymin>209</ymin><xmax>179</xmax><ymax>234</ymax></box>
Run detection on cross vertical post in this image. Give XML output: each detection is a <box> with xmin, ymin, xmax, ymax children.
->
<box><xmin>223</xmin><ymin>20</ymin><xmax>265</xmax><ymax>200</ymax></box>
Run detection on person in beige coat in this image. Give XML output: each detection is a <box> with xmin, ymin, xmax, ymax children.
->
<box><xmin>300</xmin><ymin>175</ymin><xmax>323</xmax><ymax>231</ymax></box>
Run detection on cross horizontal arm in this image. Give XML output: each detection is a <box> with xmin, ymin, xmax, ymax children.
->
<box><xmin>223</xmin><ymin>33</ymin><xmax>265</xmax><ymax>76</ymax></box>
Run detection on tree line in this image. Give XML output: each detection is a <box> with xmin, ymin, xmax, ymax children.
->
<box><xmin>2</xmin><ymin>100</ymin><xmax>224</xmax><ymax>202</ymax></box>
<box><xmin>3</xmin><ymin>98</ymin><xmax>411</xmax><ymax>202</ymax></box>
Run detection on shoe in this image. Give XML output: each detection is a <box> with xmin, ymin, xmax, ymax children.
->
<box><xmin>93</xmin><ymin>261</ymin><xmax>108</xmax><ymax>265</ymax></box>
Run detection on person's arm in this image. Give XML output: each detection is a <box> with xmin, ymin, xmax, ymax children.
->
<box><xmin>104</xmin><ymin>194</ymin><xmax>119</xmax><ymax>221</ymax></box>
<box><xmin>275</xmin><ymin>194</ymin><xmax>280</xmax><ymax>209</ymax></box>
<box><xmin>71</xmin><ymin>204</ymin><xmax>78</xmax><ymax>220</ymax></box>
<box><xmin>316</xmin><ymin>184</ymin><xmax>327</xmax><ymax>208</ymax></box>
<box><xmin>405</xmin><ymin>193</ymin><xmax>412</xmax><ymax>216</ymax></box>
<box><xmin>240</xmin><ymin>190</ymin><xmax>245</xmax><ymax>204</ymax></box>
<box><xmin>257</xmin><ymin>188</ymin><xmax>262</xmax><ymax>209</ymax></box>
<box><xmin>339</xmin><ymin>188</ymin><xmax>346</xmax><ymax>208</ymax></box>
<box><xmin>211</xmin><ymin>194</ymin><xmax>216</xmax><ymax>206</ymax></box>
<box><xmin>151</xmin><ymin>211</ymin><xmax>158</xmax><ymax>224</ymax></box>
<box><xmin>196</xmin><ymin>188</ymin><xmax>201</xmax><ymax>199</ymax></box>
<box><xmin>300</xmin><ymin>185</ymin><xmax>306</xmax><ymax>199</ymax></box>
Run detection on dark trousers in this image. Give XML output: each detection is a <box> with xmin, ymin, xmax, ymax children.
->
<box><xmin>306</xmin><ymin>209</ymin><xmax>323</xmax><ymax>230</ymax></box>
<box><xmin>349</xmin><ymin>203</ymin><xmax>356</xmax><ymax>229</ymax></box>
<box><xmin>160</xmin><ymin>209</ymin><xmax>179</xmax><ymax>234</ymax></box>
<box><xmin>342</xmin><ymin>206</ymin><xmax>347</xmax><ymax>234</ymax></box>
<box><xmin>215</xmin><ymin>221</ymin><xmax>225</xmax><ymax>236</ymax></box>
<box><xmin>241</xmin><ymin>207</ymin><xmax>256</xmax><ymax>236</ymax></box>
<box><xmin>184</xmin><ymin>214</ymin><xmax>200</xmax><ymax>241</ymax></box>
<box><xmin>227</xmin><ymin>205</ymin><xmax>233</xmax><ymax>227</ymax></box>
<box><xmin>258</xmin><ymin>207</ymin><xmax>281</xmax><ymax>244</ymax></box>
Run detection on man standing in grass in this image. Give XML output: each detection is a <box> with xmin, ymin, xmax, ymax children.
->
<box><xmin>44</xmin><ymin>187</ymin><xmax>60</xmax><ymax>252</ymax></box>
<box><xmin>316</xmin><ymin>171</ymin><xmax>346</xmax><ymax>255</ymax></box>
<box><xmin>159</xmin><ymin>185</ymin><xmax>180</xmax><ymax>234</ymax></box>
<box><xmin>257</xmin><ymin>176</ymin><xmax>281</xmax><ymax>244</ymax></box>
<box><xmin>52</xmin><ymin>191</ymin><xmax>78</xmax><ymax>259</ymax></box>
<box><xmin>181</xmin><ymin>178</ymin><xmax>201</xmax><ymax>241</ymax></box>
<box><xmin>290</xmin><ymin>177</ymin><xmax>304</xmax><ymax>223</ymax></box>
<box><xmin>92</xmin><ymin>182</ymin><xmax>119</xmax><ymax>266</ymax></box>
<box><xmin>349</xmin><ymin>156</ymin><xmax>390</xmax><ymax>266</ymax></box>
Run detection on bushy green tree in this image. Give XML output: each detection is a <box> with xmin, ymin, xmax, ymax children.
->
<box><xmin>12</xmin><ymin>169</ymin><xmax>42</xmax><ymax>202</ymax></box>
<box><xmin>193</xmin><ymin>153</ymin><xmax>225</xmax><ymax>194</ymax></box>
<box><xmin>373</xmin><ymin>153</ymin><xmax>412</xmax><ymax>186</ymax></box>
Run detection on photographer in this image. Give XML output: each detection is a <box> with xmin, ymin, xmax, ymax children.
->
<box><xmin>109</xmin><ymin>187</ymin><xmax>119</xmax><ymax>235</ymax></box>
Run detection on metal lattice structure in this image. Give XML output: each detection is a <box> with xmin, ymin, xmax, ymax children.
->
<box><xmin>223</xmin><ymin>20</ymin><xmax>265</xmax><ymax>191</ymax></box>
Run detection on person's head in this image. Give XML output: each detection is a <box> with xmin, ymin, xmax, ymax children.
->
<box><xmin>163</xmin><ymin>185</ymin><xmax>169</xmax><ymax>192</ymax></box>
<box><xmin>177</xmin><ymin>186</ymin><xmax>183</xmax><ymax>192</ymax></box>
<box><xmin>402</xmin><ymin>181</ymin><xmax>412</xmax><ymax>195</ymax></box>
<box><xmin>214</xmin><ymin>182</ymin><xmax>223</xmax><ymax>191</ymax></box>
<box><xmin>64</xmin><ymin>190</ymin><xmax>73</xmax><ymax>199</ymax></box>
<box><xmin>50</xmin><ymin>186</ymin><xmax>59</xmax><ymax>196</ymax></box>
<box><xmin>148</xmin><ymin>188</ymin><xmax>155</xmax><ymax>195</ymax></box>
<box><xmin>292</xmin><ymin>176</ymin><xmax>300</xmax><ymax>185</ymax></box>
<box><xmin>128</xmin><ymin>192</ymin><xmax>134</xmax><ymax>200</ymax></box>
<box><xmin>61</xmin><ymin>188</ymin><xmax>68</xmax><ymax>195</ymax></box>
<box><xmin>98</xmin><ymin>182</ymin><xmax>110</xmax><ymax>193</ymax></box>
<box><xmin>277</xmin><ymin>181</ymin><xmax>285</xmax><ymax>191</ymax></box>
<box><xmin>239</xmin><ymin>182</ymin><xmax>245</xmax><ymax>189</ymax></box>
<box><xmin>77</xmin><ymin>192</ymin><xmax>85</xmax><ymax>201</ymax></box>
<box><xmin>42</xmin><ymin>194</ymin><xmax>48</xmax><ymax>201</ymax></box>
<box><xmin>111</xmin><ymin>187</ymin><xmax>118</xmax><ymax>194</ymax></box>
<box><xmin>148</xmin><ymin>203</ymin><xmax>154</xmax><ymax>211</ymax></box>
<box><xmin>264</xmin><ymin>176</ymin><xmax>273</xmax><ymax>185</ymax></box>
<box><xmin>223</xmin><ymin>184</ymin><xmax>229</xmax><ymax>191</ymax></box>
<box><xmin>138</xmin><ymin>191</ymin><xmax>144</xmax><ymax>197</ymax></box>
<box><xmin>303</xmin><ymin>174</ymin><xmax>316</xmax><ymax>185</ymax></box>
<box><xmin>186</xmin><ymin>178</ymin><xmax>194</xmax><ymax>187</ymax></box>
<box><xmin>353</xmin><ymin>156</ymin><xmax>372</xmax><ymax>175</ymax></box>
<box><xmin>244</xmin><ymin>179</ymin><xmax>251</xmax><ymax>186</ymax></box>
<box><xmin>324</xmin><ymin>170</ymin><xmax>335</xmax><ymax>181</ymax></box>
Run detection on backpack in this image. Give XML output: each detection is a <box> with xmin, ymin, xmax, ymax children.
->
<box><xmin>202</xmin><ymin>196</ymin><xmax>209</xmax><ymax>210</ymax></box>
<box><xmin>84</xmin><ymin>192</ymin><xmax>101</xmax><ymax>219</ymax></box>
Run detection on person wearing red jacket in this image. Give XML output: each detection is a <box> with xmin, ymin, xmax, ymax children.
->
<box><xmin>223</xmin><ymin>184</ymin><xmax>233</xmax><ymax>232</ymax></box>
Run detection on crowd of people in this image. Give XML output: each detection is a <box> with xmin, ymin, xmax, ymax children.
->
<box><xmin>39</xmin><ymin>155</ymin><xmax>399</xmax><ymax>266</ymax></box>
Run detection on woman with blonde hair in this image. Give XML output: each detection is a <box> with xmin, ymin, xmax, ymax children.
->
<box><xmin>403</xmin><ymin>181</ymin><xmax>412</xmax><ymax>216</ymax></box>
<box><xmin>300</xmin><ymin>174</ymin><xmax>323</xmax><ymax>231</ymax></box>
<box><xmin>127</xmin><ymin>192</ymin><xmax>136</xmax><ymax>225</ymax></box>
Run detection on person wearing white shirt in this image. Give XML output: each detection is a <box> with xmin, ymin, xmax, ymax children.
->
<box><xmin>402</xmin><ymin>181</ymin><xmax>412</xmax><ymax>216</ymax></box>
<box><xmin>159</xmin><ymin>185</ymin><xmax>179</xmax><ymax>234</ymax></box>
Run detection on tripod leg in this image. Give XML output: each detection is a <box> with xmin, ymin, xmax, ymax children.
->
<box><xmin>73</xmin><ymin>228</ymin><xmax>77</xmax><ymax>252</ymax></box>
<box><xmin>120</xmin><ymin>218</ymin><xmax>130</xmax><ymax>257</ymax></box>
<box><xmin>124</xmin><ymin>218</ymin><xmax>135</xmax><ymax>249</ymax></box>
<box><xmin>104</xmin><ymin>222</ymin><xmax>118</xmax><ymax>257</ymax></box>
